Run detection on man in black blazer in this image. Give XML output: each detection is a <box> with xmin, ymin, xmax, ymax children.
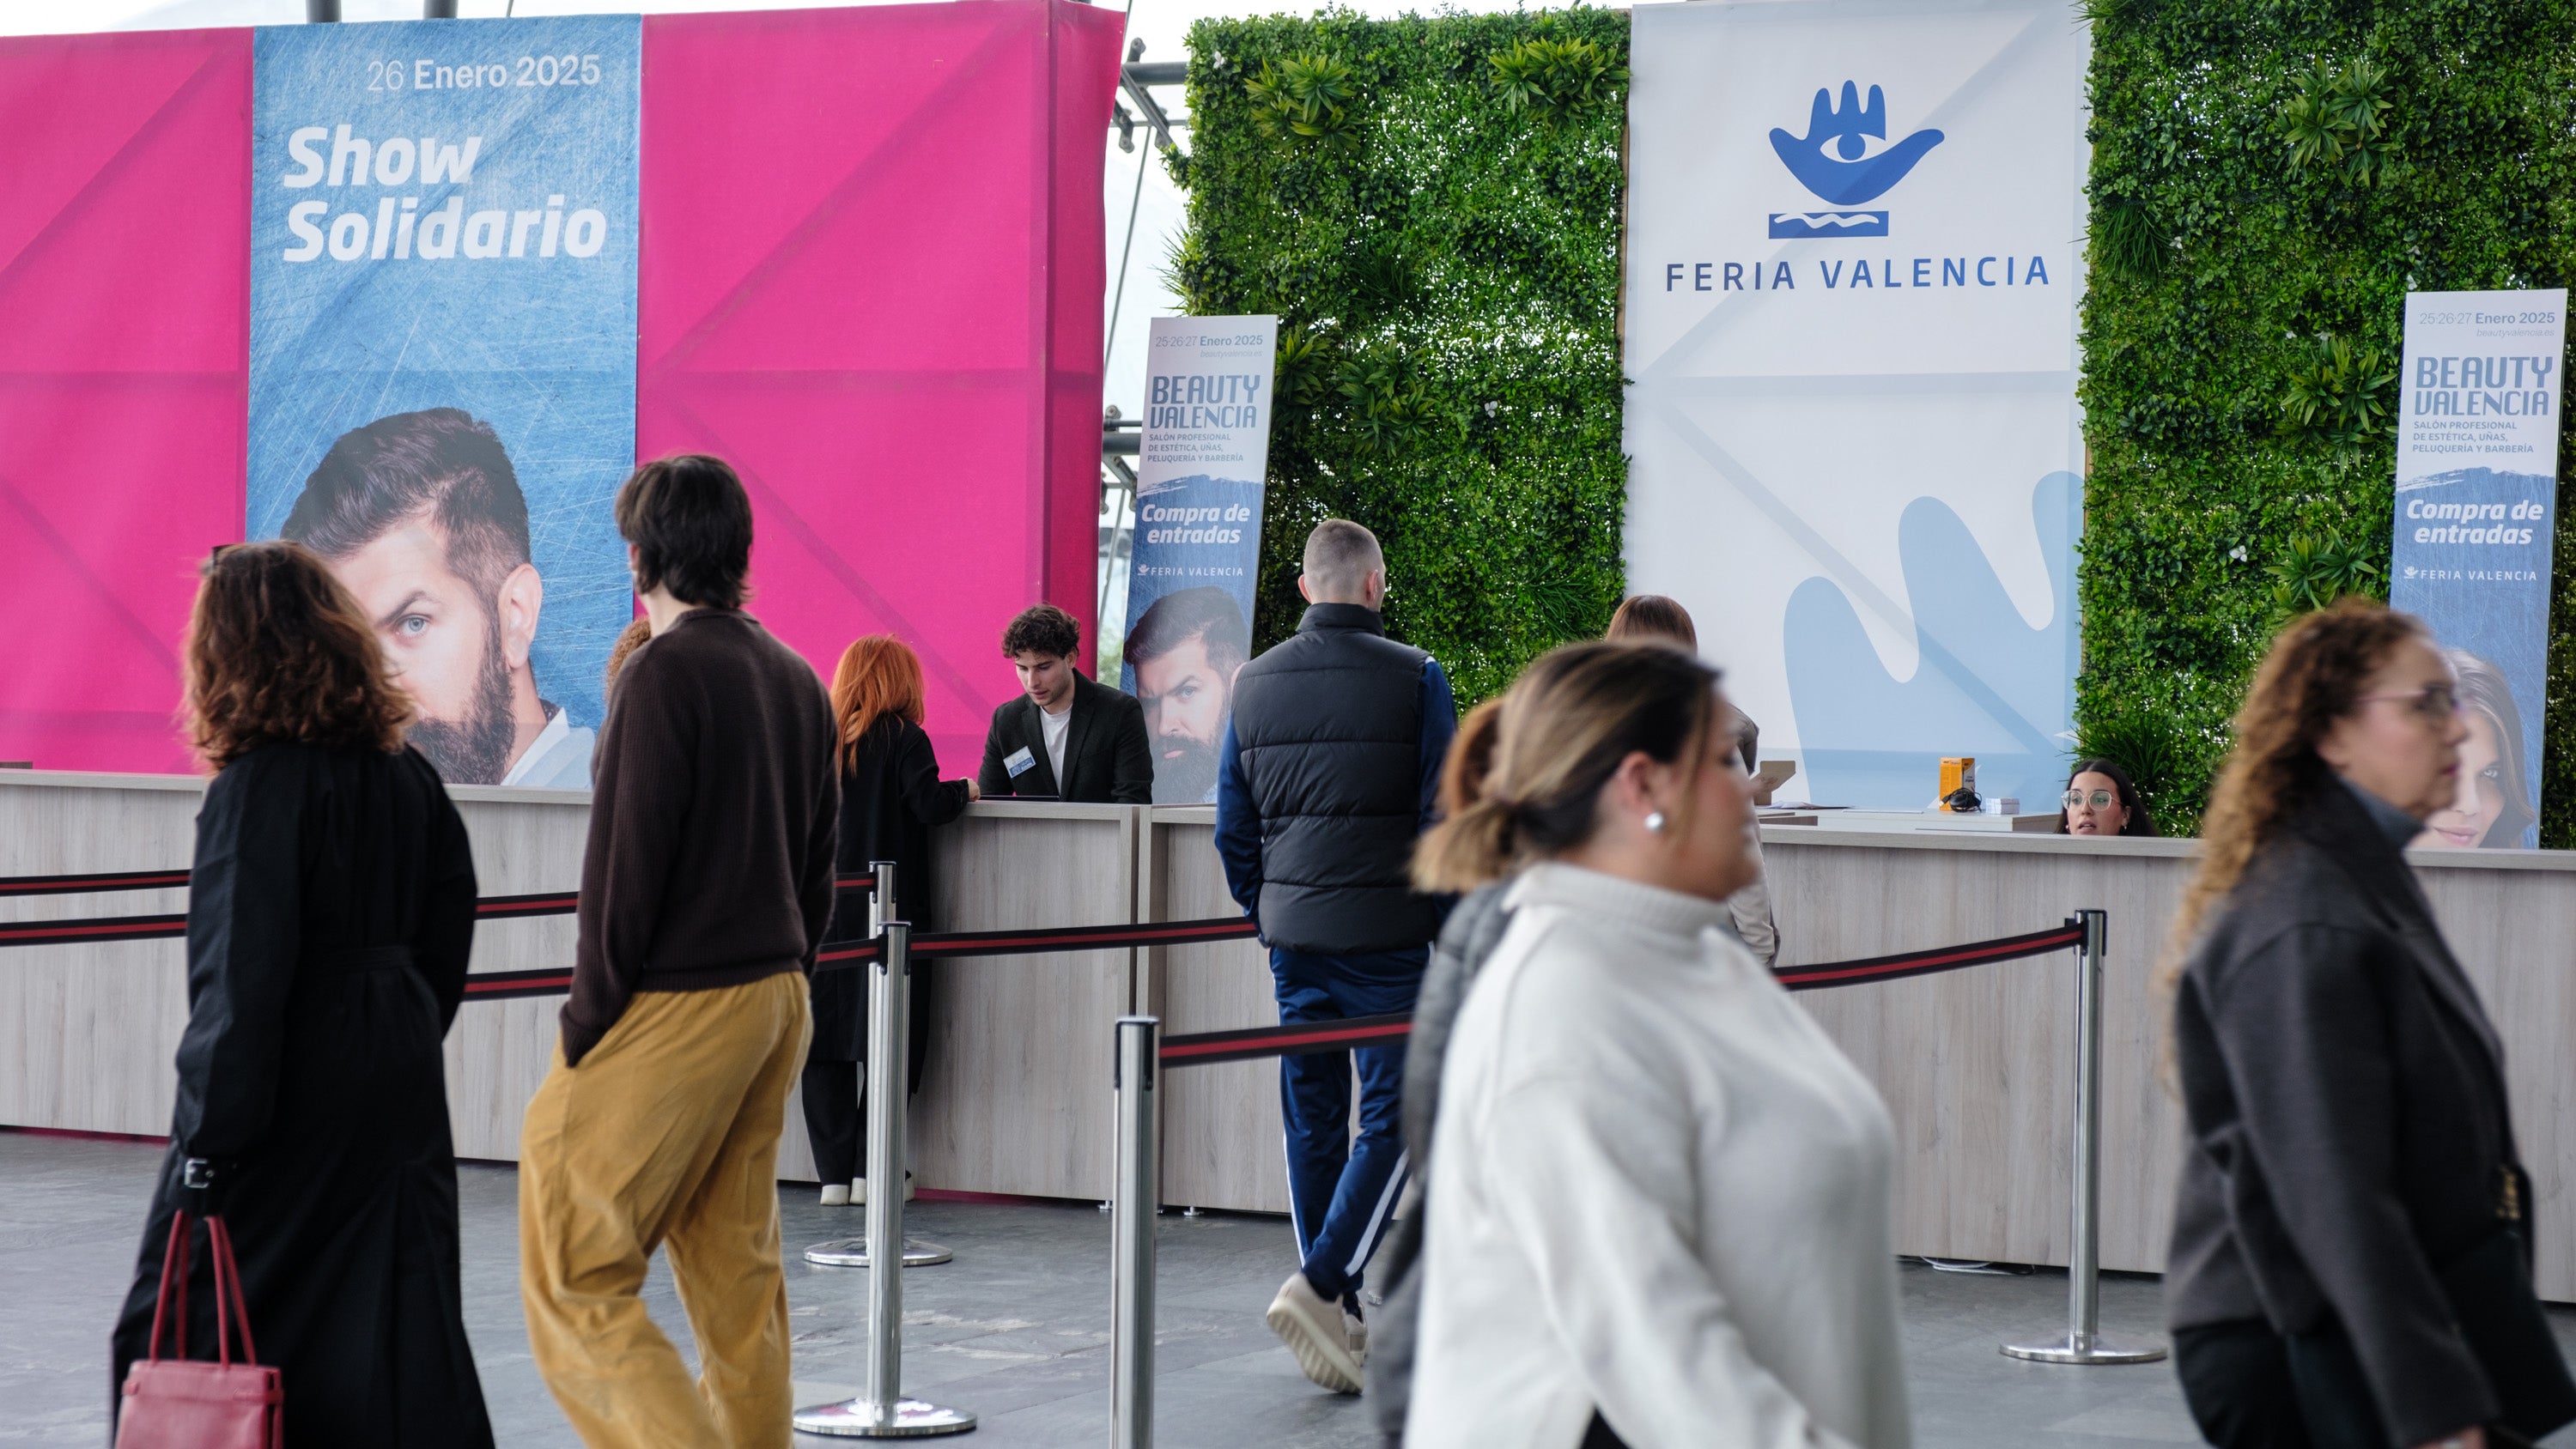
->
<box><xmin>976</xmin><ymin>603</ymin><xmax>1153</xmax><ymax>804</ymax></box>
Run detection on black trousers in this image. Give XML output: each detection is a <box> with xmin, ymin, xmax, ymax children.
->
<box><xmin>799</xmin><ymin>983</ymin><xmax>932</xmax><ymax>1186</ymax></box>
<box><xmin>2173</xmin><ymin>1318</ymin><xmax>2390</xmax><ymax>1449</ymax></box>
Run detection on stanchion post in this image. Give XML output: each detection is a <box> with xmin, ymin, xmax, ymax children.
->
<box><xmin>2003</xmin><ymin>909</ymin><xmax>2165</xmax><ymax>1366</ymax></box>
<box><xmin>870</xmin><ymin>858</ymin><xmax>896</xmax><ymax>939</ymax></box>
<box><xmin>1110</xmin><ymin>1016</ymin><xmax>1159</xmax><ymax>1449</ymax></box>
<box><xmin>805</xmin><ymin>858</ymin><xmax>951</xmax><ymax>1271</ymax></box>
<box><xmin>793</xmin><ymin>924</ymin><xmax>976</xmax><ymax>1437</ymax></box>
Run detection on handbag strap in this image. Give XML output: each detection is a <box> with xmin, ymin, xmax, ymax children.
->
<box><xmin>143</xmin><ymin>1211</ymin><xmax>191</xmax><ymax>1363</ymax></box>
<box><xmin>205</xmin><ymin>1216</ymin><xmax>258</xmax><ymax>1366</ymax></box>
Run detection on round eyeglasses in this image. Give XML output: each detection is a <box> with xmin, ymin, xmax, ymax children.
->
<box><xmin>2063</xmin><ymin>790</ymin><xmax>2117</xmax><ymax>811</ymax></box>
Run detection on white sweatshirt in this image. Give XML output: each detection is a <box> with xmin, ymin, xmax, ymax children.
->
<box><xmin>1405</xmin><ymin>863</ymin><xmax>1910</xmax><ymax>1449</ymax></box>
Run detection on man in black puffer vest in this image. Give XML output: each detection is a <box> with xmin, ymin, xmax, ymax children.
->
<box><xmin>1217</xmin><ymin>518</ymin><xmax>1456</xmax><ymax>1397</ymax></box>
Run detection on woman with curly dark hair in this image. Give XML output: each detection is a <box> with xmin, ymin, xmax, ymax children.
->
<box><xmin>109</xmin><ymin>542</ymin><xmax>494</xmax><ymax>1446</ymax></box>
<box><xmin>2163</xmin><ymin>599</ymin><xmax>2573</xmax><ymax>1449</ymax></box>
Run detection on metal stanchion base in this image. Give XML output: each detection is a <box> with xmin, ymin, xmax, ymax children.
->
<box><xmin>2002</xmin><ymin>1333</ymin><xmax>2167</xmax><ymax>1365</ymax></box>
<box><xmin>804</xmin><ymin>1238</ymin><xmax>955</xmax><ymax>1269</ymax></box>
<box><xmin>793</xmin><ymin>1397</ymin><xmax>977</xmax><ymax>1437</ymax></box>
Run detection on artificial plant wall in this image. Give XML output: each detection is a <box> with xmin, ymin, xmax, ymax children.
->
<box><xmin>2081</xmin><ymin>0</ymin><xmax>2576</xmax><ymax>837</ymax></box>
<box><xmin>1173</xmin><ymin>9</ymin><xmax>1630</xmax><ymax>705</ymax></box>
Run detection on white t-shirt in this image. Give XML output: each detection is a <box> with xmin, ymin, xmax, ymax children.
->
<box><xmin>1039</xmin><ymin>698</ymin><xmax>1073</xmax><ymax>790</ymax></box>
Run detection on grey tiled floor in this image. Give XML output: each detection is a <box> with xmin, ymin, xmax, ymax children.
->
<box><xmin>0</xmin><ymin>1131</ymin><xmax>2242</xmax><ymax>1446</ymax></box>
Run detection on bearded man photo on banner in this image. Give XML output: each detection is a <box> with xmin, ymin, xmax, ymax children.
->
<box><xmin>1127</xmin><ymin>585</ymin><xmax>1251</xmax><ymax>803</ymax></box>
<box><xmin>283</xmin><ymin>409</ymin><xmax>593</xmax><ymax>787</ymax></box>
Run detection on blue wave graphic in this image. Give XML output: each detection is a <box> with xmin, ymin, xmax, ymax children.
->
<box><xmin>1769</xmin><ymin>211</ymin><xmax>1888</xmax><ymax>239</ymax></box>
<box><xmin>1783</xmin><ymin>472</ymin><xmax>2081</xmax><ymax>810</ymax></box>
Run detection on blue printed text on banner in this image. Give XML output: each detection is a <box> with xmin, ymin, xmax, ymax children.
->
<box><xmin>2387</xmin><ymin>288</ymin><xmax>2567</xmax><ymax>850</ymax></box>
<box><xmin>1121</xmin><ymin>316</ymin><xmax>1278</xmax><ymax>804</ymax></box>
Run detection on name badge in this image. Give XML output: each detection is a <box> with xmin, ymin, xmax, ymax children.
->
<box><xmin>1005</xmin><ymin>746</ymin><xmax>1036</xmax><ymax>779</ymax></box>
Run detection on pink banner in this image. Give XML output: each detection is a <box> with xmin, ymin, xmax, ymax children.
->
<box><xmin>641</xmin><ymin>0</ymin><xmax>1121</xmax><ymax>774</ymax></box>
<box><xmin>0</xmin><ymin>2</ymin><xmax>1118</xmax><ymax>779</ymax></box>
<box><xmin>0</xmin><ymin>29</ymin><xmax>252</xmax><ymax>776</ymax></box>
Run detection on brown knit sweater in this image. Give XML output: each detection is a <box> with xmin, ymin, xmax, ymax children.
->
<box><xmin>561</xmin><ymin>608</ymin><xmax>840</xmax><ymax>1066</ymax></box>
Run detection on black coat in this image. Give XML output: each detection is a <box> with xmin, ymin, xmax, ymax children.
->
<box><xmin>814</xmin><ymin>716</ymin><xmax>971</xmax><ymax>1063</ymax></box>
<box><xmin>975</xmin><ymin>671</ymin><xmax>1152</xmax><ymax>804</ymax></box>
<box><xmin>111</xmin><ymin>743</ymin><xmax>490</xmax><ymax>1447</ymax></box>
<box><xmin>2166</xmin><ymin>779</ymin><xmax>2537</xmax><ymax>1446</ymax></box>
<box><xmin>1226</xmin><ymin>603</ymin><xmax>1443</xmax><ymax>953</ymax></box>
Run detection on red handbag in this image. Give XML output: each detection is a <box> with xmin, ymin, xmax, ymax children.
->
<box><xmin>115</xmin><ymin>1212</ymin><xmax>283</xmax><ymax>1449</ymax></box>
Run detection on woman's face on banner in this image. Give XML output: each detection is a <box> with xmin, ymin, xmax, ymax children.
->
<box><xmin>2421</xmin><ymin>707</ymin><xmax>2505</xmax><ymax>849</ymax></box>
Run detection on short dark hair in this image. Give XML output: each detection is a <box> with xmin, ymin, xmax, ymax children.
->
<box><xmin>1001</xmin><ymin>603</ymin><xmax>1081</xmax><ymax>660</ymax></box>
<box><xmin>281</xmin><ymin>408</ymin><xmax>529</xmax><ymax>599</ymax></box>
<box><xmin>1127</xmin><ymin>587</ymin><xmax>1249</xmax><ymax>676</ymax></box>
<box><xmin>617</xmin><ymin>455</ymin><xmax>752</xmax><ymax>609</ymax></box>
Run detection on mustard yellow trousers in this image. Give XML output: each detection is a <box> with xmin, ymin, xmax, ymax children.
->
<box><xmin>519</xmin><ymin>973</ymin><xmax>811</xmax><ymax>1449</ymax></box>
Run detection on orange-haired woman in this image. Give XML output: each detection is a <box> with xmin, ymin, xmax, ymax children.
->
<box><xmin>805</xmin><ymin>634</ymin><xmax>978</xmax><ymax>1204</ymax></box>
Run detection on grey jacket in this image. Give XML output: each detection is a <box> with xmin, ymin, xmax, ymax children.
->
<box><xmin>2166</xmin><ymin>777</ymin><xmax>2526</xmax><ymax>1446</ymax></box>
<box><xmin>1365</xmin><ymin>882</ymin><xmax>1515</xmax><ymax>1440</ymax></box>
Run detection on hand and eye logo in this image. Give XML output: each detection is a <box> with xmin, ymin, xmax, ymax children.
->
<box><xmin>1767</xmin><ymin>82</ymin><xmax>1942</xmax><ymax>237</ymax></box>
<box><xmin>1771</xmin><ymin>82</ymin><xmax>1945</xmax><ymax>206</ymax></box>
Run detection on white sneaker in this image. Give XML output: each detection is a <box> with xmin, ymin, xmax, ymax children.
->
<box><xmin>819</xmin><ymin>1183</ymin><xmax>851</xmax><ymax>1206</ymax></box>
<box><xmin>851</xmin><ymin>1179</ymin><xmax>866</xmax><ymax>1205</ymax></box>
<box><xmin>1267</xmin><ymin>1272</ymin><xmax>1364</xmax><ymax>1394</ymax></box>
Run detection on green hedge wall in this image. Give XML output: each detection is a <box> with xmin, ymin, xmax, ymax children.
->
<box><xmin>1173</xmin><ymin>9</ymin><xmax>1631</xmax><ymax>705</ymax></box>
<box><xmin>2082</xmin><ymin>1</ymin><xmax>2576</xmax><ymax>838</ymax></box>
<box><xmin>1174</xmin><ymin>3</ymin><xmax>2576</xmax><ymax>833</ymax></box>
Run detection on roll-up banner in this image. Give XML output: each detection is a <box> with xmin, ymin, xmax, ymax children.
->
<box><xmin>249</xmin><ymin>17</ymin><xmax>641</xmax><ymax>789</ymax></box>
<box><xmin>1120</xmin><ymin>314</ymin><xmax>1276</xmax><ymax>804</ymax></box>
<box><xmin>2388</xmin><ymin>289</ymin><xmax>2567</xmax><ymax>850</ymax></box>
<box><xmin>1623</xmin><ymin>0</ymin><xmax>2087</xmax><ymax>812</ymax></box>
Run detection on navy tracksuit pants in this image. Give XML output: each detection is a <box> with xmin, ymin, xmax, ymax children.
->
<box><xmin>1270</xmin><ymin>944</ymin><xmax>1425</xmax><ymax>1307</ymax></box>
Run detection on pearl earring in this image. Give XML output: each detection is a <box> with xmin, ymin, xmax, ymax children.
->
<box><xmin>1644</xmin><ymin>810</ymin><xmax>1668</xmax><ymax>834</ymax></box>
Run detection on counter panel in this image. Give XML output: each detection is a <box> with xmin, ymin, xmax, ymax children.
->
<box><xmin>11</xmin><ymin>772</ymin><xmax>2576</xmax><ymax>1295</ymax></box>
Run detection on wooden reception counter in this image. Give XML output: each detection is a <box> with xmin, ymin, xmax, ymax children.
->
<box><xmin>9</xmin><ymin>770</ymin><xmax>2576</xmax><ymax>1295</ymax></box>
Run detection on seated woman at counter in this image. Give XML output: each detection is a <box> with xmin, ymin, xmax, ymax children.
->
<box><xmin>805</xmin><ymin>634</ymin><xmax>978</xmax><ymax>1206</ymax></box>
<box><xmin>2056</xmin><ymin>757</ymin><xmax>2157</xmax><ymax>836</ymax></box>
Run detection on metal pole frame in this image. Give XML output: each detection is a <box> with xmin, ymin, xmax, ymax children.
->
<box><xmin>1110</xmin><ymin>1016</ymin><xmax>1159</xmax><ymax>1449</ymax></box>
<box><xmin>2002</xmin><ymin>909</ymin><xmax>2166</xmax><ymax>1365</ymax></box>
<box><xmin>794</xmin><ymin>924</ymin><xmax>976</xmax><ymax>1437</ymax></box>
<box><xmin>807</xmin><ymin>863</ymin><xmax>952</xmax><ymax>1271</ymax></box>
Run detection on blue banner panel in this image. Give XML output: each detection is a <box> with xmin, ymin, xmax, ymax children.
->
<box><xmin>1121</xmin><ymin>316</ymin><xmax>1275</xmax><ymax>804</ymax></box>
<box><xmin>250</xmin><ymin>16</ymin><xmax>639</xmax><ymax>788</ymax></box>
<box><xmin>2387</xmin><ymin>289</ymin><xmax>2567</xmax><ymax>850</ymax></box>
